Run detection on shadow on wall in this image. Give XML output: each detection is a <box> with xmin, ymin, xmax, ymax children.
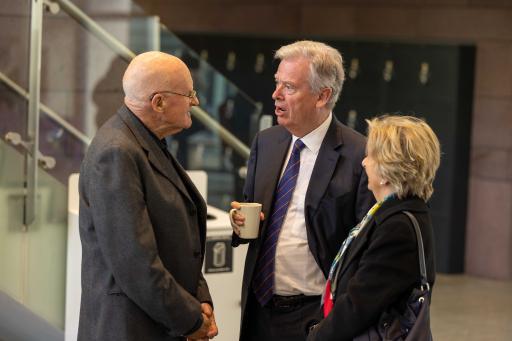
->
<box><xmin>92</xmin><ymin>56</ymin><xmax>127</xmax><ymax>130</ymax></box>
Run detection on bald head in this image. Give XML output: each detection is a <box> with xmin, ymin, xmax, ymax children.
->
<box><xmin>123</xmin><ymin>51</ymin><xmax>189</xmax><ymax>104</ymax></box>
<box><xmin>122</xmin><ymin>51</ymin><xmax>198</xmax><ymax>138</ymax></box>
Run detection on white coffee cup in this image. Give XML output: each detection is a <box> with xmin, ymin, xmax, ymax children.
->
<box><xmin>229</xmin><ymin>203</ymin><xmax>262</xmax><ymax>239</ymax></box>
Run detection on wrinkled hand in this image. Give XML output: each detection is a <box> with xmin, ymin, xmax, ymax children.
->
<box><xmin>186</xmin><ymin>312</ymin><xmax>211</xmax><ymax>340</ymax></box>
<box><xmin>230</xmin><ymin>201</ymin><xmax>264</xmax><ymax>236</ymax></box>
<box><xmin>187</xmin><ymin>304</ymin><xmax>218</xmax><ymax>340</ymax></box>
<box><xmin>202</xmin><ymin>303</ymin><xmax>218</xmax><ymax>339</ymax></box>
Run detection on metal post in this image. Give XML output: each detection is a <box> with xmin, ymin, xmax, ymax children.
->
<box><xmin>25</xmin><ymin>0</ymin><xmax>44</xmax><ymax>227</ymax></box>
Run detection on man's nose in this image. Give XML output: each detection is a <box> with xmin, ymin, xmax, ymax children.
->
<box><xmin>272</xmin><ymin>84</ymin><xmax>283</xmax><ymax>100</ymax></box>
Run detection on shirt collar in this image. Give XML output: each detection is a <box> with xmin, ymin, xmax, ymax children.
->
<box><xmin>291</xmin><ymin>113</ymin><xmax>332</xmax><ymax>154</ymax></box>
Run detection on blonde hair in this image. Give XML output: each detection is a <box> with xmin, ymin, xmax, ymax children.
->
<box><xmin>366</xmin><ymin>115</ymin><xmax>441</xmax><ymax>201</ymax></box>
<box><xmin>275</xmin><ymin>40</ymin><xmax>345</xmax><ymax>110</ymax></box>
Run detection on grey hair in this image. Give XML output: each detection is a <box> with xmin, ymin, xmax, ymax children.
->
<box><xmin>275</xmin><ymin>40</ymin><xmax>345</xmax><ymax>110</ymax></box>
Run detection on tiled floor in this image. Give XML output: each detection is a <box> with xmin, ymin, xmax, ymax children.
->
<box><xmin>431</xmin><ymin>274</ymin><xmax>512</xmax><ymax>341</ymax></box>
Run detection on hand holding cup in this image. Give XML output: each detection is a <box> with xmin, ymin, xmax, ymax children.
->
<box><xmin>230</xmin><ymin>201</ymin><xmax>264</xmax><ymax>239</ymax></box>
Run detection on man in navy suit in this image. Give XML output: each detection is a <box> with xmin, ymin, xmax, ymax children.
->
<box><xmin>231</xmin><ymin>40</ymin><xmax>374</xmax><ymax>341</ymax></box>
<box><xmin>79</xmin><ymin>52</ymin><xmax>218</xmax><ymax>341</ymax></box>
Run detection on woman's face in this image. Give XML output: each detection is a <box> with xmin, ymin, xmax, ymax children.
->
<box><xmin>362</xmin><ymin>154</ymin><xmax>381</xmax><ymax>197</ymax></box>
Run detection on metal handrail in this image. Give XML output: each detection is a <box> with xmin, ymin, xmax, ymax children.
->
<box><xmin>0</xmin><ymin>71</ymin><xmax>92</xmax><ymax>146</ymax></box>
<box><xmin>54</xmin><ymin>0</ymin><xmax>135</xmax><ymax>63</ymax></box>
<box><xmin>191</xmin><ymin>106</ymin><xmax>250</xmax><ymax>159</ymax></box>
<box><xmin>53</xmin><ymin>0</ymin><xmax>251</xmax><ymax>159</ymax></box>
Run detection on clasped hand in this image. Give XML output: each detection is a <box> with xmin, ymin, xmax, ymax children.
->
<box><xmin>187</xmin><ymin>303</ymin><xmax>218</xmax><ymax>340</ymax></box>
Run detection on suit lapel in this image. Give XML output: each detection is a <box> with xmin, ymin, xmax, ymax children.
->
<box><xmin>256</xmin><ymin>130</ymin><xmax>291</xmax><ymax>238</ymax></box>
<box><xmin>305</xmin><ymin>118</ymin><xmax>344</xmax><ymax>213</ymax></box>
<box><xmin>335</xmin><ymin>219</ymin><xmax>373</xmax><ymax>281</ymax></box>
<box><xmin>118</xmin><ymin>106</ymin><xmax>193</xmax><ymax>204</ymax></box>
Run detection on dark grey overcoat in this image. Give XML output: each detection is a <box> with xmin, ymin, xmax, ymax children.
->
<box><xmin>78</xmin><ymin>106</ymin><xmax>211</xmax><ymax>340</ymax></box>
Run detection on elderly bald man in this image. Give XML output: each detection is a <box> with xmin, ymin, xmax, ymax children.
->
<box><xmin>78</xmin><ymin>51</ymin><xmax>218</xmax><ymax>341</ymax></box>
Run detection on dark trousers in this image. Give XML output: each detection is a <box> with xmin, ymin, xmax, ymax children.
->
<box><xmin>241</xmin><ymin>292</ymin><xmax>322</xmax><ymax>341</ymax></box>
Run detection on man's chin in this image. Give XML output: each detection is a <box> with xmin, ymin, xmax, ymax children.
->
<box><xmin>184</xmin><ymin>117</ymin><xmax>193</xmax><ymax>129</ymax></box>
<box><xmin>276</xmin><ymin>116</ymin><xmax>290</xmax><ymax>128</ymax></box>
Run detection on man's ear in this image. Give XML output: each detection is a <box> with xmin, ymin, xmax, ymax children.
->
<box><xmin>150</xmin><ymin>94</ymin><xmax>165</xmax><ymax>112</ymax></box>
<box><xmin>316</xmin><ymin>87</ymin><xmax>332</xmax><ymax>108</ymax></box>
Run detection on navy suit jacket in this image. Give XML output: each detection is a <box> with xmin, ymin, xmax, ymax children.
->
<box><xmin>232</xmin><ymin>117</ymin><xmax>374</xmax><ymax>338</ymax></box>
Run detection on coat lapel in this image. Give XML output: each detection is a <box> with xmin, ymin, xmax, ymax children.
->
<box><xmin>334</xmin><ymin>197</ymin><xmax>429</xmax><ymax>282</ymax></box>
<box><xmin>305</xmin><ymin>118</ymin><xmax>344</xmax><ymax>213</ymax></box>
<box><xmin>170</xmin><ymin>155</ymin><xmax>207</xmax><ymax>227</ymax></box>
<box><xmin>118</xmin><ymin>106</ymin><xmax>193</xmax><ymax>205</ymax></box>
<box><xmin>335</xmin><ymin>219</ymin><xmax>374</xmax><ymax>281</ymax></box>
<box><xmin>256</xmin><ymin>130</ymin><xmax>291</xmax><ymax>237</ymax></box>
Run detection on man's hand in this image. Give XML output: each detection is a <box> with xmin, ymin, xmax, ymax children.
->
<box><xmin>187</xmin><ymin>303</ymin><xmax>218</xmax><ymax>340</ymax></box>
<box><xmin>230</xmin><ymin>201</ymin><xmax>264</xmax><ymax>236</ymax></box>
<box><xmin>202</xmin><ymin>303</ymin><xmax>218</xmax><ymax>339</ymax></box>
<box><xmin>186</xmin><ymin>312</ymin><xmax>211</xmax><ymax>340</ymax></box>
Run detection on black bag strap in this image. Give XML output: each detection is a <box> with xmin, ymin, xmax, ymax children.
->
<box><xmin>403</xmin><ymin>211</ymin><xmax>429</xmax><ymax>291</ymax></box>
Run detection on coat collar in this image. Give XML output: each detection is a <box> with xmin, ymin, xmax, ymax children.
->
<box><xmin>117</xmin><ymin>105</ymin><xmax>193</xmax><ymax>205</ymax></box>
<box><xmin>374</xmin><ymin>196</ymin><xmax>428</xmax><ymax>225</ymax></box>
<box><xmin>336</xmin><ymin>196</ymin><xmax>428</xmax><ymax>280</ymax></box>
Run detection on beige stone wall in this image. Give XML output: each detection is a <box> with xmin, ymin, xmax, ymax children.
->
<box><xmin>137</xmin><ymin>0</ymin><xmax>512</xmax><ymax>279</ymax></box>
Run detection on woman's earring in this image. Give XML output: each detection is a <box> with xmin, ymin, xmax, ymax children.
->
<box><xmin>379</xmin><ymin>180</ymin><xmax>386</xmax><ymax>186</ymax></box>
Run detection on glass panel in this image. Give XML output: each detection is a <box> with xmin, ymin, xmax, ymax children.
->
<box><xmin>29</xmin><ymin>148</ymin><xmax>68</xmax><ymax>329</ymax></box>
<box><xmin>0</xmin><ymin>141</ymin><xmax>26</xmax><ymax>307</ymax></box>
<box><xmin>1</xmin><ymin>0</ymin><xmax>68</xmax><ymax>330</ymax></box>
<box><xmin>0</xmin><ymin>0</ymin><xmax>29</xmax><ymax>322</ymax></box>
<box><xmin>160</xmin><ymin>30</ymin><xmax>262</xmax><ymax>209</ymax></box>
<box><xmin>0</xmin><ymin>0</ymin><xmax>30</xmax><ymax>139</ymax></box>
<box><xmin>0</xmin><ymin>139</ymin><xmax>68</xmax><ymax>330</ymax></box>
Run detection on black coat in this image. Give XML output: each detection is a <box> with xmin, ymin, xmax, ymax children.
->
<box><xmin>233</xmin><ymin>118</ymin><xmax>374</xmax><ymax>339</ymax></box>
<box><xmin>78</xmin><ymin>106</ymin><xmax>211</xmax><ymax>340</ymax></box>
<box><xmin>307</xmin><ymin>196</ymin><xmax>436</xmax><ymax>341</ymax></box>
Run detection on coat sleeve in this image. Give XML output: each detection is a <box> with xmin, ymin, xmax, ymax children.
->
<box><xmin>88</xmin><ymin>144</ymin><xmax>203</xmax><ymax>336</ymax></box>
<box><xmin>196</xmin><ymin>272</ymin><xmax>213</xmax><ymax>306</ymax></box>
<box><xmin>232</xmin><ymin>132</ymin><xmax>259</xmax><ymax>247</ymax></box>
<box><xmin>307</xmin><ymin>216</ymin><xmax>421</xmax><ymax>341</ymax></box>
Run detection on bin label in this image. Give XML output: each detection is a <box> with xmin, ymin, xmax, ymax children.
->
<box><xmin>205</xmin><ymin>236</ymin><xmax>233</xmax><ymax>273</ymax></box>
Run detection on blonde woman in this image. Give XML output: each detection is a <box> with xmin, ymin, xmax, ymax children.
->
<box><xmin>307</xmin><ymin>115</ymin><xmax>440</xmax><ymax>341</ymax></box>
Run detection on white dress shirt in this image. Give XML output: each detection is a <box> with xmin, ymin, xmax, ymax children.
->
<box><xmin>274</xmin><ymin>113</ymin><xmax>332</xmax><ymax>296</ymax></box>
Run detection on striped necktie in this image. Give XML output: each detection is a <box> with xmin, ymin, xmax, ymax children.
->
<box><xmin>252</xmin><ymin>139</ymin><xmax>306</xmax><ymax>306</ymax></box>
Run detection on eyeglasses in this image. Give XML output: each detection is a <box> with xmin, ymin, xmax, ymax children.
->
<box><xmin>149</xmin><ymin>89</ymin><xmax>197</xmax><ymax>101</ymax></box>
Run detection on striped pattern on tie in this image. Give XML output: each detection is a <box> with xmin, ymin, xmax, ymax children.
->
<box><xmin>252</xmin><ymin>139</ymin><xmax>306</xmax><ymax>306</ymax></box>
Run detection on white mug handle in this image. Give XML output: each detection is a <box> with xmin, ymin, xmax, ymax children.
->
<box><xmin>229</xmin><ymin>208</ymin><xmax>240</xmax><ymax>229</ymax></box>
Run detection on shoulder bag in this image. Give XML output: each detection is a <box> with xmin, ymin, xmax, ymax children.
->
<box><xmin>354</xmin><ymin>211</ymin><xmax>433</xmax><ymax>341</ymax></box>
